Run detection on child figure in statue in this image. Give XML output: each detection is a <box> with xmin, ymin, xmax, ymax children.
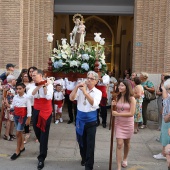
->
<box><xmin>78</xmin><ymin>20</ymin><xmax>86</xmax><ymax>46</ymax></box>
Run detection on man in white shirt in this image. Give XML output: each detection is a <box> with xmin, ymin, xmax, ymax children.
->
<box><xmin>96</xmin><ymin>73</ymin><xmax>110</xmax><ymax>128</ymax></box>
<box><xmin>27</xmin><ymin>69</ymin><xmax>53</xmax><ymax>170</ymax></box>
<box><xmin>65</xmin><ymin>78</ymin><xmax>77</xmax><ymax>124</ymax></box>
<box><xmin>70</xmin><ymin>71</ymin><xmax>102</xmax><ymax>170</ymax></box>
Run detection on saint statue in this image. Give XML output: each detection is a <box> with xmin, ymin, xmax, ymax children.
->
<box><xmin>70</xmin><ymin>14</ymin><xmax>86</xmax><ymax>46</ymax></box>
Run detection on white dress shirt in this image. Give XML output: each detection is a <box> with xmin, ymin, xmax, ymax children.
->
<box><xmin>64</xmin><ymin>78</ymin><xmax>76</xmax><ymax>90</ymax></box>
<box><xmin>25</xmin><ymin>83</ymin><xmax>31</xmax><ymax>93</ymax></box>
<box><xmin>54</xmin><ymin>91</ymin><xmax>65</xmax><ymax>101</ymax></box>
<box><xmin>75</xmin><ymin>87</ymin><xmax>102</xmax><ymax>112</ymax></box>
<box><xmin>26</xmin><ymin>82</ymin><xmax>35</xmax><ymax>106</ymax></box>
<box><xmin>97</xmin><ymin>74</ymin><xmax>110</xmax><ymax>86</ymax></box>
<box><xmin>11</xmin><ymin>93</ymin><xmax>32</xmax><ymax>117</ymax></box>
<box><xmin>27</xmin><ymin>84</ymin><xmax>53</xmax><ymax>100</ymax></box>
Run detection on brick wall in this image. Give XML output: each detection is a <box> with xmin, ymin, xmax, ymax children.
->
<box><xmin>133</xmin><ymin>0</ymin><xmax>170</xmax><ymax>73</ymax></box>
<box><xmin>0</xmin><ymin>0</ymin><xmax>54</xmax><ymax>70</ymax></box>
<box><xmin>1</xmin><ymin>0</ymin><xmax>170</xmax><ymax>73</ymax></box>
<box><xmin>0</xmin><ymin>0</ymin><xmax>21</xmax><ymax>69</ymax></box>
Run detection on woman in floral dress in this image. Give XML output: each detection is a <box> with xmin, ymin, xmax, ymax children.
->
<box><xmin>133</xmin><ymin>77</ymin><xmax>144</xmax><ymax>134</ymax></box>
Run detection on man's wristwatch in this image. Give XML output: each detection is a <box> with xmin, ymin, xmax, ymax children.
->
<box><xmin>43</xmin><ymin>85</ymin><xmax>46</xmax><ymax>88</ymax></box>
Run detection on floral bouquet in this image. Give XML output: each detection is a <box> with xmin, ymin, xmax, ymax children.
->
<box><xmin>51</xmin><ymin>33</ymin><xmax>107</xmax><ymax>74</ymax></box>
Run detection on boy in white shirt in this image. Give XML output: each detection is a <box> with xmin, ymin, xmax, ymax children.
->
<box><xmin>10</xmin><ymin>83</ymin><xmax>31</xmax><ymax>160</ymax></box>
<box><xmin>54</xmin><ymin>81</ymin><xmax>65</xmax><ymax>124</ymax></box>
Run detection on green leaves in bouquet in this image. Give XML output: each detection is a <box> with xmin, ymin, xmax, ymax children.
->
<box><xmin>52</xmin><ymin>42</ymin><xmax>107</xmax><ymax>74</ymax></box>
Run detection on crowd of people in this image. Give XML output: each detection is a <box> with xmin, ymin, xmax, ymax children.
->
<box><xmin>122</xmin><ymin>70</ymin><xmax>170</xmax><ymax>170</ymax></box>
<box><xmin>0</xmin><ymin>64</ymin><xmax>170</xmax><ymax>170</ymax></box>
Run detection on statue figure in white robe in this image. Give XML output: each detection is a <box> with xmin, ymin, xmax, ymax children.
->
<box><xmin>70</xmin><ymin>18</ymin><xmax>80</xmax><ymax>46</ymax></box>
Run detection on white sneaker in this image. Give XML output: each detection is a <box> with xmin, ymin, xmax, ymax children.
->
<box><xmin>156</xmin><ymin>137</ymin><xmax>160</xmax><ymax>142</ymax></box>
<box><xmin>153</xmin><ymin>153</ymin><xmax>166</xmax><ymax>160</ymax></box>
<box><xmin>55</xmin><ymin>120</ymin><xmax>59</xmax><ymax>124</ymax></box>
<box><xmin>59</xmin><ymin>118</ymin><xmax>63</xmax><ymax>123</ymax></box>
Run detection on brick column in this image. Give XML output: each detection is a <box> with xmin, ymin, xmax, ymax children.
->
<box><xmin>0</xmin><ymin>0</ymin><xmax>21</xmax><ymax>69</ymax></box>
<box><xmin>22</xmin><ymin>0</ymin><xmax>54</xmax><ymax>69</ymax></box>
<box><xmin>133</xmin><ymin>0</ymin><xmax>170</xmax><ymax>73</ymax></box>
<box><xmin>0</xmin><ymin>0</ymin><xmax>54</xmax><ymax>70</ymax></box>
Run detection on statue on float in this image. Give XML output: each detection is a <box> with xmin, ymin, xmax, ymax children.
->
<box><xmin>70</xmin><ymin>14</ymin><xmax>86</xmax><ymax>46</ymax></box>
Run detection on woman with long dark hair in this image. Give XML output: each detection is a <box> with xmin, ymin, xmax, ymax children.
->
<box><xmin>28</xmin><ymin>66</ymin><xmax>37</xmax><ymax>83</ymax></box>
<box><xmin>23</xmin><ymin>66</ymin><xmax>37</xmax><ymax>143</ymax></box>
<box><xmin>21</xmin><ymin>72</ymin><xmax>31</xmax><ymax>144</ymax></box>
<box><xmin>112</xmin><ymin>80</ymin><xmax>136</xmax><ymax>170</ymax></box>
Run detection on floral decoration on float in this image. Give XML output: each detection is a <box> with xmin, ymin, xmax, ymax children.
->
<box><xmin>47</xmin><ymin>14</ymin><xmax>107</xmax><ymax>80</ymax></box>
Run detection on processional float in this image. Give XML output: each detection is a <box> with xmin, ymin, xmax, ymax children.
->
<box><xmin>0</xmin><ymin>13</ymin><xmax>116</xmax><ymax>170</ymax></box>
<box><xmin>45</xmin><ymin>13</ymin><xmax>116</xmax><ymax>170</ymax></box>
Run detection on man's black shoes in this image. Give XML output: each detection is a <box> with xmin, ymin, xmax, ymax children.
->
<box><xmin>67</xmin><ymin>120</ymin><xmax>73</xmax><ymax>124</ymax></box>
<box><xmin>102</xmin><ymin>124</ymin><xmax>106</xmax><ymax>128</ymax></box>
<box><xmin>37</xmin><ymin>161</ymin><xmax>44</xmax><ymax>170</ymax></box>
<box><xmin>81</xmin><ymin>160</ymin><xmax>85</xmax><ymax>166</ymax></box>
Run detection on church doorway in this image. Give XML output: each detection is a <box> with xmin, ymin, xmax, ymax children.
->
<box><xmin>53</xmin><ymin>14</ymin><xmax>134</xmax><ymax>78</ymax></box>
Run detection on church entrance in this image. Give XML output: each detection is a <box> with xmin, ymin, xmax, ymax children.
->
<box><xmin>53</xmin><ymin>0</ymin><xmax>134</xmax><ymax>78</ymax></box>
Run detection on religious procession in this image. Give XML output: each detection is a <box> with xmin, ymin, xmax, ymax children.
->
<box><xmin>1</xmin><ymin>1</ymin><xmax>170</xmax><ymax>170</ymax></box>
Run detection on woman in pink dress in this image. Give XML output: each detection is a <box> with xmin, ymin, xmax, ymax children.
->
<box><xmin>112</xmin><ymin>80</ymin><xmax>136</xmax><ymax>170</ymax></box>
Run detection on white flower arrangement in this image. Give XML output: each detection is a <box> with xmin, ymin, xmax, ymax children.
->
<box><xmin>51</xmin><ymin>33</ymin><xmax>107</xmax><ymax>74</ymax></box>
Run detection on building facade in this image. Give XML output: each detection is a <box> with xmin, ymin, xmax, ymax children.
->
<box><xmin>133</xmin><ymin>0</ymin><xmax>170</xmax><ymax>74</ymax></box>
<box><xmin>1</xmin><ymin>0</ymin><xmax>170</xmax><ymax>120</ymax></box>
<box><xmin>1</xmin><ymin>0</ymin><xmax>170</xmax><ymax>74</ymax></box>
<box><xmin>0</xmin><ymin>0</ymin><xmax>54</xmax><ymax>70</ymax></box>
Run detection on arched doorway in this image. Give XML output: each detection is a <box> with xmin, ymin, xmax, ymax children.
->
<box><xmin>53</xmin><ymin>15</ymin><xmax>134</xmax><ymax>78</ymax></box>
<box><xmin>84</xmin><ymin>16</ymin><xmax>114</xmax><ymax>72</ymax></box>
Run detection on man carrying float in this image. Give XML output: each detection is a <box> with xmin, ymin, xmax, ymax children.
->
<box><xmin>96</xmin><ymin>73</ymin><xmax>110</xmax><ymax>128</ymax></box>
<box><xmin>27</xmin><ymin>69</ymin><xmax>53</xmax><ymax>170</ymax></box>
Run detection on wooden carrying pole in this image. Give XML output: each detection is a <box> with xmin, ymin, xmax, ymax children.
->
<box><xmin>109</xmin><ymin>94</ymin><xmax>117</xmax><ymax>170</ymax></box>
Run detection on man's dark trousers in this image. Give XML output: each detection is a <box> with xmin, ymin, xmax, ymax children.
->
<box><xmin>33</xmin><ymin>109</ymin><xmax>52</xmax><ymax>162</ymax></box>
<box><xmin>65</xmin><ymin>94</ymin><xmax>74</xmax><ymax>121</ymax></box>
<box><xmin>79</xmin><ymin>121</ymin><xmax>97</xmax><ymax>170</ymax></box>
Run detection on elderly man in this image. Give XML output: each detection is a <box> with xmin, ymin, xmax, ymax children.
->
<box><xmin>96</xmin><ymin>73</ymin><xmax>110</xmax><ymax>128</ymax></box>
<box><xmin>64</xmin><ymin>78</ymin><xmax>77</xmax><ymax>124</ymax></box>
<box><xmin>70</xmin><ymin>71</ymin><xmax>102</xmax><ymax>170</ymax></box>
<box><xmin>27</xmin><ymin>69</ymin><xmax>53</xmax><ymax>170</ymax></box>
